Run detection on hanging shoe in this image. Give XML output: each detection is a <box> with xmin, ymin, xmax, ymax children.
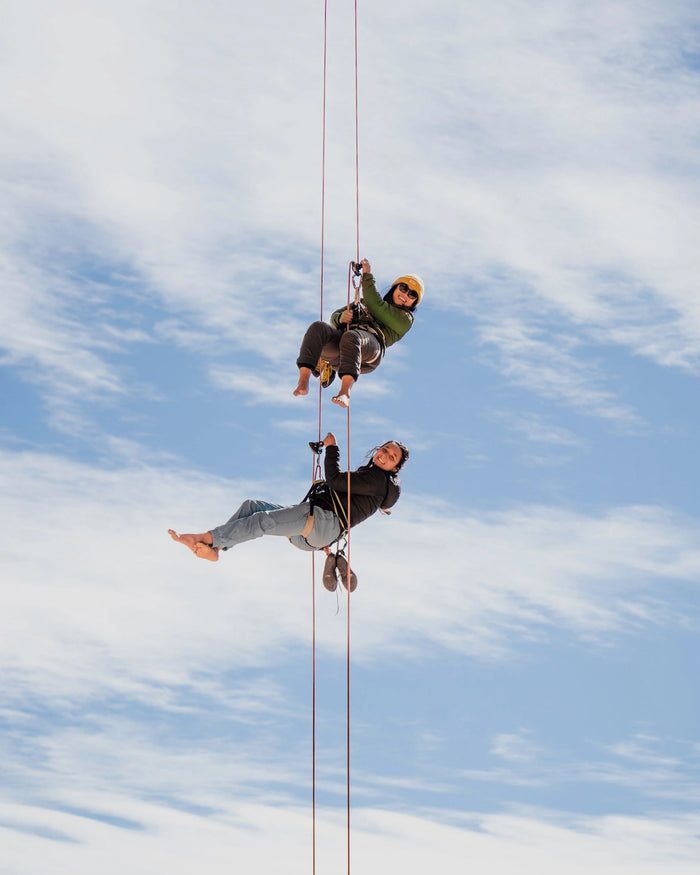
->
<box><xmin>334</xmin><ymin>553</ymin><xmax>357</xmax><ymax>592</ymax></box>
<box><xmin>319</xmin><ymin>359</ymin><xmax>336</xmax><ymax>389</ymax></box>
<box><xmin>322</xmin><ymin>552</ymin><xmax>339</xmax><ymax>592</ymax></box>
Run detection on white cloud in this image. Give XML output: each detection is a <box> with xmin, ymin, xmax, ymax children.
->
<box><xmin>1</xmin><ymin>791</ymin><xmax>699</xmax><ymax>875</ymax></box>
<box><xmin>2</xmin><ymin>448</ymin><xmax>699</xmax><ymax>708</ymax></box>
<box><xmin>208</xmin><ymin>364</ymin><xmax>393</xmax><ymax>407</ymax></box>
<box><xmin>358</xmin><ymin>499</ymin><xmax>700</xmax><ymax>659</ymax></box>
<box><xmin>1</xmin><ymin>5</ymin><xmax>698</xmax><ymax>869</ymax></box>
<box><xmin>2</xmin><ymin>0</ymin><xmax>699</xmax><ymax>429</ymax></box>
<box><xmin>492</xmin><ymin>731</ymin><xmax>542</xmax><ymax>764</ymax></box>
<box><xmin>208</xmin><ymin>366</ymin><xmax>302</xmax><ymax>407</ymax></box>
<box><xmin>475</xmin><ymin>316</ymin><xmax>643</xmax><ymax>424</ymax></box>
<box><xmin>464</xmin><ymin>730</ymin><xmax>700</xmax><ymax>807</ymax></box>
<box><xmin>504</xmin><ymin>413</ymin><xmax>584</xmax><ymax>448</ymax></box>
<box><xmin>608</xmin><ymin>734</ymin><xmax>682</xmax><ymax>769</ymax></box>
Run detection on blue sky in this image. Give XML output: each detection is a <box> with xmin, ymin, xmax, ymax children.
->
<box><xmin>2</xmin><ymin>0</ymin><xmax>700</xmax><ymax>872</ymax></box>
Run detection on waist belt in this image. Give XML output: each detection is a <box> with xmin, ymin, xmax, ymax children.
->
<box><xmin>300</xmin><ymin>479</ymin><xmax>349</xmax><ymax>538</ymax></box>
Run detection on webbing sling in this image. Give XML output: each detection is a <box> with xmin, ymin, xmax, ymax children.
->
<box><xmin>300</xmin><ymin>479</ymin><xmax>350</xmax><ymax>539</ymax></box>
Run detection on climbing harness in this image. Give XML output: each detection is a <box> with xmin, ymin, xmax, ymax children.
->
<box><xmin>305</xmin><ymin>443</ymin><xmax>358</xmax><ymax>588</ymax></box>
<box><xmin>299</xmin><ymin>472</ymin><xmax>350</xmax><ymax>538</ymax></box>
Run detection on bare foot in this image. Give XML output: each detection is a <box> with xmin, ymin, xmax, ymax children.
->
<box><xmin>293</xmin><ymin>366</ymin><xmax>312</xmax><ymax>397</ymax></box>
<box><xmin>192</xmin><ymin>542</ymin><xmax>220</xmax><ymax>562</ymax></box>
<box><xmin>331</xmin><ymin>374</ymin><xmax>354</xmax><ymax>407</ymax></box>
<box><xmin>168</xmin><ymin>529</ymin><xmax>218</xmax><ymax>561</ymax></box>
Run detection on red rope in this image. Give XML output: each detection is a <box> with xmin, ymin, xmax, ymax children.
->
<box><xmin>343</xmin><ymin>262</ymin><xmax>357</xmax><ymax>875</ymax></box>
<box><xmin>312</xmin><ymin>2</ymin><xmax>329</xmax><ymax>873</ymax></box>
<box><xmin>313</xmin><ymin>0</ymin><xmax>360</xmax><ymax>869</ymax></box>
<box><xmin>345</xmin><ymin>406</ymin><xmax>352</xmax><ymax>875</ymax></box>
<box><xmin>346</xmin><ymin>4</ymin><xmax>359</xmax><ymax>871</ymax></box>
<box><xmin>354</xmin><ymin>0</ymin><xmax>360</xmax><ymax>264</ymax></box>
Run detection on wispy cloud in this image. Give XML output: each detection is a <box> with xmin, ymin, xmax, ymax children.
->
<box><xmin>2</xmin><ymin>448</ymin><xmax>699</xmax><ymax>706</ymax></box>
<box><xmin>2</xmin><ymin>0</ymin><xmax>699</xmax><ymax>433</ymax></box>
<box><xmin>2</xmin><ymin>789</ymin><xmax>700</xmax><ymax>875</ymax></box>
<box><xmin>491</xmin><ymin>731</ymin><xmax>543</xmax><ymax>765</ymax></box>
<box><xmin>208</xmin><ymin>364</ymin><xmax>392</xmax><ymax>406</ymax></box>
<box><xmin>2</xmin><ymin>4</ymin><xmax>699</xmax><ymax>873</ymax></box>
<box><xmin>465</xmin><ymin>730</ymin><xmax>700</xmax><ymax>806</ymax></box>
<box><xmin>475</xmin><ymin>316</ymin><xmax>643</xmax><ymax>424</ymax></box>
<box><xmin>499</xmin><ymin>412</ymin><xmax>584</xmax><ymax>448</ymax></box>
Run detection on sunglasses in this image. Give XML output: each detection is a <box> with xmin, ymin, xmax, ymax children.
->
<box><xmin>396</xmin><ymin>283</ymin><xmax>419</xmax><ymax>301</ymax></box>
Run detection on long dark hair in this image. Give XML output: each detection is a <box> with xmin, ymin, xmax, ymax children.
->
<box><xmin>383</xmin><ymin>284</ymin><xmax>420</xmax><ymax>312</ymax></box>
<box><xmin>364</xmin><ymin>441</ymin><xmax>410</xmax><ymax>472</ymax></box>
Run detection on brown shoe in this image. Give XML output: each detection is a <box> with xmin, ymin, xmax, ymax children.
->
<box><xmin>334</xmin><ymin>553</ymin><xmax>357</xmax><ymax>592</ymax></box>
<box><xmin>322</xmin><ymin>552</ymin><xmax>339</xmax><ymax>591</ymax></box>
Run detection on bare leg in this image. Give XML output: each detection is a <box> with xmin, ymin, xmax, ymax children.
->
<box><xmin>332</xmin><ymin>374</ymin><xmax>355</xmax><ymax>408</ymax></box>
<box><xmin>168</xmin><ymin>529</ymin><xmax>220</xmax><ymax>562</ymax></box>
<box><xmin>293</xmin><ymin>366</ymin><xmax>313</xmax><ymax>397</ymax></box>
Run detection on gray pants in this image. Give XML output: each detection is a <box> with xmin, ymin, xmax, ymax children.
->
<box><xmin>296</xmin><ymin>321</ymin><xmax>383</xmax><ymax>380</ymax></box>
<box><xmin>209</xmin><ymin>499</ymin><xmax>342</xmax><ymax>553</ymax></box>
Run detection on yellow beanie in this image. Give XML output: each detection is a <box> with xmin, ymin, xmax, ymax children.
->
<box><xmin>392</xmin><ymin>274</ymin><xmax>424</xmax><ymax>304</ymax></box>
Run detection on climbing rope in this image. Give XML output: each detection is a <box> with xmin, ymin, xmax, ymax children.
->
<box><xmin>312</xmin><ymin>0</ymin><xmax>360</xmax><ymax>873</ymax></box>
<box><xmin>346</xmin><ymin>3</ymin><xmax>360</xmax><ymax>869</ymax></box>
<box><xmin>311</xmin><ymin>0</ymin><xmax>329</xmax><ymax>869</ymax></box>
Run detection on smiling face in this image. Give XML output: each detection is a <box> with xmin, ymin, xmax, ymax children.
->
<box><xmin>391</xmin><ymin>282</ymin><xmax>420</xmax><ymax>308</ymax></box>
<box><xmin>372</xmin><ymin>442</ymin><xmax>404</xmax><ymax>472</ymax></box>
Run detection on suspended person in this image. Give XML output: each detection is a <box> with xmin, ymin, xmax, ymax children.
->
<box><xmin>168</xmin><ymin>433</ymin><xmax>409</xmax><ymax>562</ymax></box>
<box><xmin>293</xmin><ymin>258</ymin><xmax>424</xmax><ymax>408</ymax></box>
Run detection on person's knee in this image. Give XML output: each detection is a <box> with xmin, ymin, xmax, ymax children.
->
<box><xmin>339</xmin><ymin>330</ymin><xmax>361</xmax><ymax>352</ymax></box>
<box><xmin>308</xmin><ymin>320</ymin><xmax>332</xmax><ymax>337</ymax></box>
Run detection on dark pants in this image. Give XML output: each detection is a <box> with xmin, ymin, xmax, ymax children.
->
<box><xmin>296</xmin><ymin>321</ymin><xmax>383</xmax><ymax>380</ymax></box>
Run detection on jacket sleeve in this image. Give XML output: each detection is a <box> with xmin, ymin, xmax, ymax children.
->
<box><xmin>360</xmin><ymin>273</ymin><xmax>414</xmax><ymax>344</ymax></box>
<box><xmin>382</xmin><ymin>476</ymin><xmax>401</xmax><ymax>509</ymax></box>
<box><xmin>330</xmin><ymin>305</ymin><xmax>346</xmax><ymax>329</ymax></box>
<box><xmin>324</xmin><ymin>446</ymin><xmax>387</xmax><ymax>496</ymax></box>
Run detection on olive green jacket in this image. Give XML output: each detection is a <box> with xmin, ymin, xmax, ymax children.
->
<box><xmin>329</xmin><ymin>273</ymin><xmax>414</xmax><ymax>348</ymax></box>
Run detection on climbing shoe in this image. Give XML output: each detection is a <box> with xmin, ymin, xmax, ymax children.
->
<box><xmin>322</xmin><ymin>552</ymin><xmax>339</xmax><ymax>592</ymax></box>
<box><xmin>318</xmin><ymin>359</ymin><xmax>336</xmax><ymax>389</ymax></box>
<box><xmin>334</xmin><ymin>553</ymin><xmax>357</xmax><ymax>592</ymax></box>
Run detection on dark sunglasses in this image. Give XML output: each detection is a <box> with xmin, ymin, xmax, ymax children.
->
<box><xmin>396</xmin><ymin>283</ymin><xmax>419</xmax><ymax>301</ymax></box>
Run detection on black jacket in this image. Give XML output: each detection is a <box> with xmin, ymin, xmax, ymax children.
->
<box><xmin>323</xmin><ymin>445</ymin><xmax>400</xmax><ymax>529</ymax></box>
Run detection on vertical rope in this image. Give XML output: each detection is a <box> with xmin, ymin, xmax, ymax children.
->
<box><xmin>311</xmin><ymin>547</ymin><xmax>317</xmax><ymax>875</ymax></box>
<box><xmin>313</xmin><ymin>3</ymin><xmax>329</xmax><ymax>874</ymax></box>
<box><xmin>347</xmin><ymin>5</ymin><xmax>360</xmax><ymax>871</ymax></box>
<box><xmin>320</xmin><ymin>0</ymin><xmax>328</xmax><ymax>328</ymax></box>
<box><xmin>313</xmin><ymin>0</ymin><xmax>360</xmax><ymax>869</ymax></box>
<box><xmin>345</xmin><ymin>406</ymin><xmax>352</xmax><ymax>875</ymax></box>
<box><xmin>343</xmin><ymin>275</ymin><xmax>357</xmax><ymax>875</ymax></box>
<box><xmin>353</xmin><ymin>0</ymin><xmax>360</xmax><ymax>263</ymax></box>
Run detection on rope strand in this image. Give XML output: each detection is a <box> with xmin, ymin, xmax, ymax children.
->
<box><xmin>345</xmin><ymin>406</ymin><xmax>352</xmax><ymax>875</ymax></box>
<box><xmin>312</xmin><ymin>2</ymin><xmax>329</xmax><ymax>872</ymax></box>
<box><xmin>354</xmin><ymin>0</ymin><xmax>360</xmax><ymax>262</ymax></box>
<box><xmin>347</xmin><ymin>2</ymin><xmax>359</xmax><ymax>869</ymax></box>
<box><xmin>312</xmin><ymin>0</ymin><xmax>360</xmax><ymax>869</ymax></box>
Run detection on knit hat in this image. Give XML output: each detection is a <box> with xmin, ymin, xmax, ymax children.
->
<box><xmin>391</xmin><ymin>274</ymin><xmax>424</xmax><ymax>304</ymax></box>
